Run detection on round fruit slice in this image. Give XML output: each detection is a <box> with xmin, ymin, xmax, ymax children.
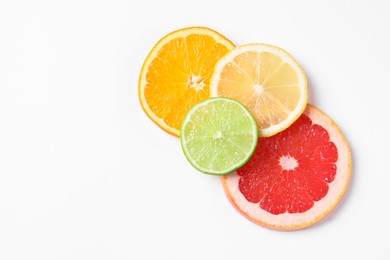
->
<box><xmin>222</xmin><ymin>104</ymin><xmax>351</xmax><ymax>230</ymax></box>
<box><xmin>210</xmin><ymin>43</ymin><xmax>308</xmax><ymax>137</ymax></box>
<box><xmin>139</xmin><ymin>27</ymin><xmax>235</xmax><ymax>136</ymax></box>
<box><xmin>180</xmin><ymin>97</ymin><xmax>258</xmax><ymax>175</ymax></box>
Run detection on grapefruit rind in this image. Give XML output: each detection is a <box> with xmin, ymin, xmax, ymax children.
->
<box><xmin>210</xmin><ymin>43</ymin><xmax>308</xmax><ymax>137</ymax></box>
<box><xmin>139</xmin><ymin>27</ymin><xmax>235</xmax><ymax>137</ymax></box>
<box><xmin>221</xmin><ymin>104</ymin><xmax>351</xmax><ymax>230</ymax></box>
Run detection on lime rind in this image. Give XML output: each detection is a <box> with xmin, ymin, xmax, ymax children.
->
<box><xmin>180</xmin><ymin>97</ymin><xmax>258</xmax><ymax>175</ymax></box>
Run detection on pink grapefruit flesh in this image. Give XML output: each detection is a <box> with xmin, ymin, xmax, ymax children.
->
<box><xmin>222</xmin><ymin>104</ymin><xmax>351</xmax><ymax>230</ymax></box>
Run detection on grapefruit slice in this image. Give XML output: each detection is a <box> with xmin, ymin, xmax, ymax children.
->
<box><xmin>222</xmin><ymin>104</ymin><xmax>351</xmax><ymax>230</ymax></box>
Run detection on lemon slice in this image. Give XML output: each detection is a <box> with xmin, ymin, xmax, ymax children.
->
<box><xmin>210</xmin><ymin>43</ymin><xmax>308</xmax><ymax>137</ymax></box>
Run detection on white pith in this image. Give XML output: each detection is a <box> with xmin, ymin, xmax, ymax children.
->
<box><xmin>253</xmin><ymin>84</ymin><xmax>264</xmax><ymax>95</ymax></box>
<box><xmin>279</xmin><ymin>155</ymin><xmax>298</xmax><ymax>171</ymax></box>
<box><xmin>188</xmin><ymin>74</ymin><xmax>206</xmax><ymax>91</ymax></box>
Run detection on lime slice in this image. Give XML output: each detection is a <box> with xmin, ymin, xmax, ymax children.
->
<box><xmin>180</xmin><ymin>97</ymin><xmax>258</xmax><ymax>175</ymax></box>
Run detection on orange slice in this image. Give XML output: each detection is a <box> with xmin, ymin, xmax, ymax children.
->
<box><xmin>210</xmin><ymin>43</ymin><xmax>308</xmax><ymax>137</ymax></box>
<box><xmin>139</xmin><ymin>27</ymin><xmax>235</xmax><ymax>136</ymax></box>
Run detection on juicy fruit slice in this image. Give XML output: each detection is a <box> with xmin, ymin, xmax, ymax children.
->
<box><xmin>180</xmin><ymin>97</ymin><xmax>258</xmax><ymax>175</ymax></box>
<box><xmin>139</xmin><ymin>27</ymin><xmax>235</xmax><ymax>136</ymax></box>
<box><xmin>222</xmin><ymin>104</ymin><xmax>351</xmax><ymax>230</ymax></box>
<box><xmin>210</xmin><ymin>43</ymin><xmax>308</xmax><ymax>137</ymax></box>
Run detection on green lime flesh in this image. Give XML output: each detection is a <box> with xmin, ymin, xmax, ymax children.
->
<box><xmin>180</xmin><ymin>97</ymin><xmax>258</xmax><ymax>175</ymax></box>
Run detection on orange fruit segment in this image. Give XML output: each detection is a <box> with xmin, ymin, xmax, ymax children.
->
<box><xmin>139</xmin><ymin>27</ymin><xmax>235</xmax><ymax>136</ymax></box>
<box><xmin>210</xmin><ymin>43</ymin><xmax>308</xmax><ymax>137</ymax></box>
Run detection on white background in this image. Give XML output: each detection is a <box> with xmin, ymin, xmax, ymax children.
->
<box><xmin>0</xmin><ymin>0</ymin><xmax>389</xmax><ymax>259</ymax></box>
